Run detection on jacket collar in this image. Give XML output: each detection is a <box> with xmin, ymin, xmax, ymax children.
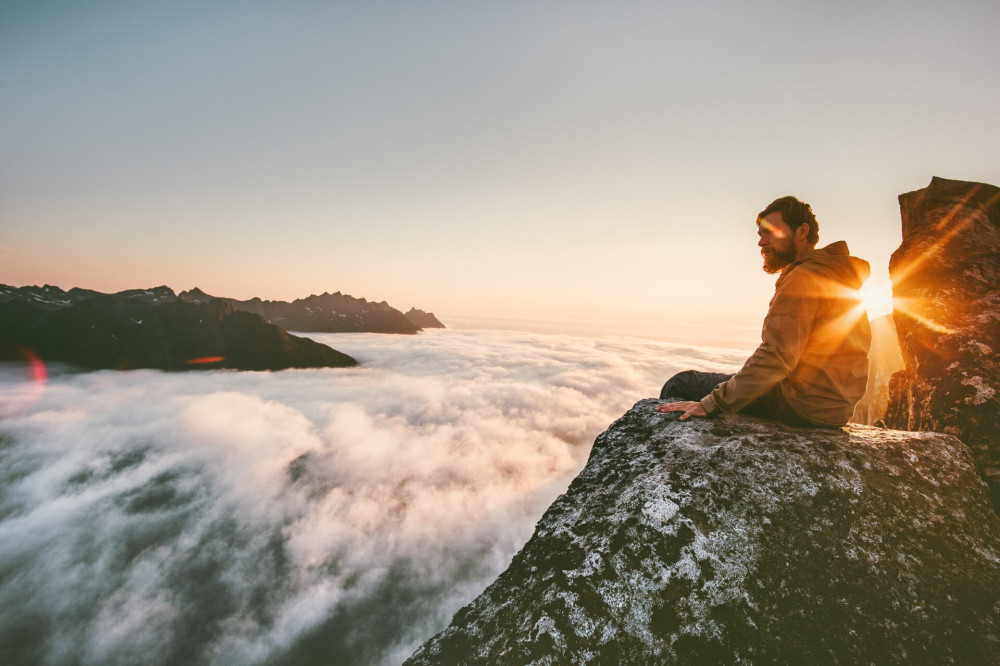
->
<box><xmin>783</xmin><ymin>241</ymin><xmax>850</xmax><ymax>274</ymax></box>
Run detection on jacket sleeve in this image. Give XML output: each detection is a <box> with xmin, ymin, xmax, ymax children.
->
<box><xmin>700</xmin><ymin>268</ymin><xmax>819</xmax><ymax>415</ymax></box>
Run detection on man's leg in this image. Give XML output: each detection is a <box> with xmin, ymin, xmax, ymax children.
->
<box><xmin>740</xmin><ymin>384</ymin><xmax>818</xmax><ymax>427</ymax></box>
<box><xmin>659</xmin><ymin>371</ymin><xmax>734</xmax><ymax>400</ymax></box>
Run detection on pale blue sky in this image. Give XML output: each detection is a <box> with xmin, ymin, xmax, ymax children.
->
<box><xmin>2</xmin><ymin>1</ymin><xmax>998</xmax><ymax>333</ymax></box>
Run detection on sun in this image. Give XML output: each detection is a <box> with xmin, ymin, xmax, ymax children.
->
<box><xmin>859</xmin><ymin>279</ymin><xmax>894</xmax><ymax>319</ymax></box>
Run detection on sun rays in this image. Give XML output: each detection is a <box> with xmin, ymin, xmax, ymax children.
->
<box><xmin>889</xmin><ymin>185</ymin><xmax>1000</xmax><ymax>339</ymax></box>
<box><xmin>891</xmin><ymin>296</ymin><xmax>956</xmax><ymax>336</ymax></box>
<box><xmin>859</xmin><ymin>279</ymin><xmax>894</xmax><ymax>319</ymax></box>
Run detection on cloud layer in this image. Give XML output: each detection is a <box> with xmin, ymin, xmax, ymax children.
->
<box><xmin>0</xmin><ymin>329</ymin><xmax>747</xmax><ymax>665</ymax></box>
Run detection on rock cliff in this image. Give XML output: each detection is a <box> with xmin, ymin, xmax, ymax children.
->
<box><xmin>883</xmin><ymin>177</ymin><xmax>1000</xmax><ymax>510</ymax></box>
<box><xmin>407</xmin><ymin>400</ymin><xmax>1000</xmax><ymax>664</ymax></box>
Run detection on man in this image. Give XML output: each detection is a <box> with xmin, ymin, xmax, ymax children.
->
<box><xmin>657</xmin><ymin>196</ymin><xmax>872</xmax><ymax>427</ymax></box>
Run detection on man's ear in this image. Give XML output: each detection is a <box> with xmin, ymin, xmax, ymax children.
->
<box><xmin>794</xmin><ymin>223</ymin><xmax>809</xmax><ymax>242</ymax></box>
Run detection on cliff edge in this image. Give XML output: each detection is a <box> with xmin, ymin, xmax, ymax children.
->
<box><xmin>407</xmin><ymin>402</ymin><xmax>1000</xmax><ymax>664</ymax></box>
<box><xmin>406</xmin><ymin>177</ymin><xmax>1000</xmax><ymax>663</ymax></box>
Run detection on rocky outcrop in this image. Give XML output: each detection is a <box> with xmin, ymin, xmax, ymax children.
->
<box><xmin>883</xmin><ymin>177</ymin><xmax>1000</xmax><ymax>509</ymax></box>
<box><xmin>404</xmin><ymin>307</ymin><xmax>446</xmax><ymax>329</ymax></box>
<box><xmin>408</xmin><ymin>400</ymin><xmax>1000</xmax><ymax>665</ymax></box>
<box><xmin>0</xmin><ymin>296</ymin><xmax>358</xmax><ymax>371</ymax></box>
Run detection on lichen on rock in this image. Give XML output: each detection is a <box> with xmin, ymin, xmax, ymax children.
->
<box><xmin>407</xmin><ymin>401</ymin><xmax>1000</xmax><ymax>665</ymax></box>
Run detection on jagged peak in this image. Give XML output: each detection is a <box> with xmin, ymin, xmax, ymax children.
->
<box><xmin>178</xmin><ymin>287</ymin><xmax>216</xmax><ymax>302</ymax></box>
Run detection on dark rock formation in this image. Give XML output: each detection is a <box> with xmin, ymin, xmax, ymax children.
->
<box><xmin>0</xmin><ymin>296</ymin><xmax>357</xmax><ymax>371</ymax></box>
<box><xmin>178</xmin><ymin>288</ymin><xmax>421</xmax><ymax>334</ymax></box>
<box><xmin>883</xmin><ymin>177</ymin><xmax>1000</xmax><ymax>509</ymax></box>
<box><xmin>404</xmin><ymin>307</ymin><xmax>446</xmax><ymax>329</ymax></box>
<box><xmin>408</xmin><ymin>400</ymin><xmax>1000</xmax><ymax>665</ymax></box>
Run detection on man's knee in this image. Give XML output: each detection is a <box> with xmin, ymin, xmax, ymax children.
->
<box><xmin>660</xmin><ymin>370</ymin><xmax>701</xmax><ymax>400</ymax></box>
<box><xmin>660</xmin><ymin>370</ymin><xmax>733</xmax><ymax>401</ymax></box>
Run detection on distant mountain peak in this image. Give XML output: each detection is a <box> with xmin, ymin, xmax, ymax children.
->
<box><xmin>178</xmin><ymin>288</ymin><xmax>223</xmax><ymax>306</ymax></box>
<box><xmin>404</xmin><ymin>307</ymin><xmax>445</xmax><ymax>329</ymax></box>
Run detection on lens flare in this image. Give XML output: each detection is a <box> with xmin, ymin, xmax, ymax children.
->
<box><xmin>756</xmin><ymin>218</ymin><xmax>787</xmax><ymax>239</ymax></box>
<box><xmin>0</xmin><ymin>346</ymin><xmax>49</xmax><ymax>416</ymax></box>
<box><xmin>891</xmin><ymin>186</ymin><xmax>999</xmax><ymax>288</ymax></box>
<box><xmin>186</xmin><ymin>356</ymin><xmax>225</xmax><ymax>365</ymax></box>
<box><xmin>889</xmin><ymin>187</ymin><xmax>998</xmax><ymax>338</ymax></box>
<box><xmin>891</xmin><ymin>297</ymin><xmax>955</xmax><ymax>335</ymax></box>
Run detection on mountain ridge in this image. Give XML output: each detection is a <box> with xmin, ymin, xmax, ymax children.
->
<box><xmin>0</xmin><ymin>283</ymin><xmax>445</xmax><ymax>334</ymax></box>
<box><xmin>0</xmin><ymin>294</ymin><xmax>358</xmax><ymax>371</ymax></box>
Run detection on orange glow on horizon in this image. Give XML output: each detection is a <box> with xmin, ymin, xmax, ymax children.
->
<box><xmin>186</xmin><ymin>356</ymin><xmax>225</xmax><ymax>365</ymax></box>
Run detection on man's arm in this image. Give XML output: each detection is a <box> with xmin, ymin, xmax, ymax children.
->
<box><xmin>700</xmin><ymin>268</ymin><xmax>820</xmax><ymax>415</ymax></box>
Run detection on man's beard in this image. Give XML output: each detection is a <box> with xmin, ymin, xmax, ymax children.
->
<box><xmin>762</xmin><ymin>245</ymin><xmax>797</xmax><ymax>274</ymax></box>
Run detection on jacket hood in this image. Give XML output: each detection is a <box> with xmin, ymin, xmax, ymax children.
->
<box><xmin>792</xmin><ymin>241</ymin><xmax>870</xmax><ymax>288</ymax></box>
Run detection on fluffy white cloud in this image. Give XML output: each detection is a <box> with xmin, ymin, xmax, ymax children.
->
<box><xmin>0</xmin><ymin>329</ymin><xmax>748</xmax><ymax>665</ymax></box>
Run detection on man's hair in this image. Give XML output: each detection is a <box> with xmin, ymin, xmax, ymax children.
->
<box><xmin>758</xmin><ymin>196</ymin><xmax>819</xmax><ymax>246</ymax></box>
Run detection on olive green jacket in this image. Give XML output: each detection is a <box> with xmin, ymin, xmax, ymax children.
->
<box><xmin>700</xmin><ymin>242</ymin><xmax>872</xmax><ymax>427</ymax></box>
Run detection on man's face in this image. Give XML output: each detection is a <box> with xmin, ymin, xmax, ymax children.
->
<box><xmin>757</xmin><ymin>212</ymin><xmax>798</xmax><ymax>274</ymax></box>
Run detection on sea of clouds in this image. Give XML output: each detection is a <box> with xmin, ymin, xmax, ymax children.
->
<box><xmin>0</xmin><ymin>329</ymin><xmax>750</xmax><ymax>665</ymax></box>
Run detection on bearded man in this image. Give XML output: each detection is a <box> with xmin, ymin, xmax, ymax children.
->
<box><xmin>657</xmin><ymin>196</ymin><xmax>872</xmax><ymax>427</ymax></box>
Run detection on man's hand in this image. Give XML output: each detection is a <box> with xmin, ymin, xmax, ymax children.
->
<box><xmin>656</xmin><ymin>401</ymin><xmax>707</xmax><ymax>421</ymax></box>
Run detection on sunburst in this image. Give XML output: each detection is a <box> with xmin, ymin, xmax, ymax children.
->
<box><xmin>888</xmin><ymin>186</ymin><xmax>999</xmax><ymax>337</ymax></box>
<box><xmin>859</xmin><ymin>279</ymin><xmax>894</xmax><ymax>319</ymax></box>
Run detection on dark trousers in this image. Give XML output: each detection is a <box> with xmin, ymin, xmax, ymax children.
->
<box><xmin>659</xmin><ymin>370</ymin><xmax>816</xmax><ymax>427</ymax></box>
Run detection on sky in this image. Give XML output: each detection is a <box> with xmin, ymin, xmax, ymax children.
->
<box><xmin>0</xmin><ymin>329</ymin><xmax>749</xmax><ymax>664</ymax></box>
<box><xmin>2</xmin><ymin>1</ymin><xmax>999</xmax><ymax>334</ymax></box>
